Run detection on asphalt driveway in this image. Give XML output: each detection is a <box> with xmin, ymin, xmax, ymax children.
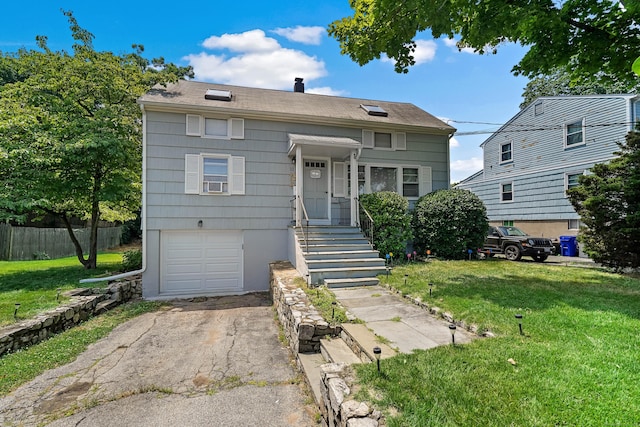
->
<box><xmin>0</xmin><ymin>293</ymin><xmax>317</xmax><ymax>426</ymax></box>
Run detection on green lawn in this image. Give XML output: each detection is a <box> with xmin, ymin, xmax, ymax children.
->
<box><xmin>0</xmin><ymin>253</ymin><xmax>124</xmax><ymax>326</ymax></box>
<box><xmin>354</xmin><ymin>259</ymin><xmax>640</xmax><ymax>426</ymax></box>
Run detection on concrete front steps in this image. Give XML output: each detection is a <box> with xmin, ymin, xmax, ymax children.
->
<box><xmin>298</xmin><ymin>323</ymin><xmax>396</xmax><ymax>406</ymax></box>
<box><xmin>296</xmin><ymin>226</ymin><xmax>386</xmax><ymax>288</ymax></box>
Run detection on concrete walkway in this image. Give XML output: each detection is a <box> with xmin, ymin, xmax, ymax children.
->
<box><xmin>332</xmin><ymin>286</ymin><xmax>473</xmax><ymax>353</ymax></box>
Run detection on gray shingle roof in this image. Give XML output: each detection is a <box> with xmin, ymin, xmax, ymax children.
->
<box><xmin>138</xmin><ymin>80</ymin><xmax>455</xmax><ymax>134</ymax></box>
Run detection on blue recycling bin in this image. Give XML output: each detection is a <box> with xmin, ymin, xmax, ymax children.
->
<box><xmin>559</xmin><ymin>236</ymin><xmax>578</xmax><ymax>257</ymax></box>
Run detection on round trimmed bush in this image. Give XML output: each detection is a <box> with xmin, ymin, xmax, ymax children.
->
<box><xmin>412</xmin><ymin>189</ymin><xmax>488</xmax><ymax>260</ymax></box>
<box><xmin>360</xmin><ymin>191</ymin><xmax>413</xmax><ymax>260</ymax></box>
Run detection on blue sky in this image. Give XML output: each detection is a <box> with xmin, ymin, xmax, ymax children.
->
<box><xmin>1</xmin><ymin>1</ymin><xmax>531</xmax><ymax>183</ymax></box>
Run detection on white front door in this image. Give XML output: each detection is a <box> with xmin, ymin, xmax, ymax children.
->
<box><xmin>303</xmin><ymin>159</ymin><xmax>330</xmax><ymax>224</ymax></box>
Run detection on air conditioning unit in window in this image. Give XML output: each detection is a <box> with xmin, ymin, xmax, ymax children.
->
<box><xmin>204</xmin><ymin>181</ymin><xmax>223</xmax><ymax>193</ymax></box>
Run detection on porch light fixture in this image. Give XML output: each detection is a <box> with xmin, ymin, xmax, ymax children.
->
<box><xmin>197</xmin><ymin>220</ymin><xmax>203</xmax><ymax>228</ymax></box>
<box><xmin>14</xmin><ymin>303</ymin><xmax>20</xmax><ymax>320</ymax></box>
<box><xmin>515</xmin><ymin>313</ymin><xmax>524</xmax><ymax>335</ymax></box>
<box><xmin>449</xmin><ymin>324</ymin><xmax>457</xmax><ymax>345</ymax></box>
<box><xmin>373</xmin><ymin>346</ymin><xmax>382</xmax><ymax>373</ymax></box>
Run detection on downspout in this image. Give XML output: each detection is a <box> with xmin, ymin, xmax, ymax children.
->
<box><xmin>80</xmin><ymin>104</ymin><xmax>148</xmax><ymax>283</ymax></box>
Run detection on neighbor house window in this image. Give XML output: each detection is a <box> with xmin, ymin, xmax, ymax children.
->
<box><xmin>500</xmin><ymin>141</ymin><xmax>512</xmax><ymax>163</ymax></box>
<box><xmin>184</xmin><ymin>153</ymin><xmax>245</xmax><ymax>195</ymax></box>
<box><xmin>501</xmin><ymin>182</ymin><xmax>513</xmax><ymax>202</ymax></box>
<box><xmin>566</xmin><ymin>172</ymin><xmax>582</xmax><ymax>194</ymax></box>
<box><xmin>534</xmin><ymin>101</ymin><xmax>544</xmax><ymax>116</ymax></box>
<box><xmin>370</xmin><ymin>167</ymin><xmax>397</xmax><ymax>192</ymax></box>
<box><xmin>402</xmin><ymin>168</ymin><xmax>419</xmax><ymax>197</ymax></box>
<box><xmin>502</xmin><ymin>220</ymin><xmax>514</xmax><ymax>226</ymax></box>
<box><xmin>565</xmin><ymin>119</ymin><xmax>585</xmax><ymax>147</ymax></box>
<box><xmin>568</xmin><ymin>219</ymin><xmax>581</xmax><ymax>230</ymax></box>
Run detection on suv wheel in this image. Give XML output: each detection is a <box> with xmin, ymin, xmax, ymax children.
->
<box><xmin>504</xmin><ymin>245</ymin><xmax>522</xmax><ymax>261</ymax></box>
<box><xmin>532</xmin><ymin>255</ymin><xmax>548</xmax><ymax>262</ymax></box>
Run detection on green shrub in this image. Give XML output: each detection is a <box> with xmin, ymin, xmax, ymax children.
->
<box><xmin>121</xmin><ymin>249</ymin><xmax>142</xmax><ymax>272</ymax></box>
<box><xmin>120</xmin><ymin>210</ymin><xmax>141</xmax><ymax>244</ymax></box>
<box><xmin>412</xmin><ymin>189</ymin><xmax>488</xmax><ymax>260</ymax></box>
<box><xmin>360</xmin><ymin>191</ymin><xmax>413</xmax><ymax>260</ymax></box>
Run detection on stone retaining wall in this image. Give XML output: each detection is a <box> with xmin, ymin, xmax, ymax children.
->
<box><xmin>320</xmin><ymin>363</ymin><xmax>382</xmax><ymax>427</ymax></box>
<box><xmin>0</xmin><ymin>276</ymin><xmax>142</xmax><ymax>357</ymax></box>
<box><xmin>269</xmin><ymin>262</ymin><xmax>383</xmax><ymax>427</ymax></box>
<box><xmin>269</xmin><ymin>261</ymin><xmax>340</xmax><ymax>353</ymax></box>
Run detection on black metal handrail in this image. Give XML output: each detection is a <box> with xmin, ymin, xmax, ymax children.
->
<box><xmin>358</xmin><ymin>198</ymin><xmax>374</xmax><ymax>247</ymax></box>
<box><xmin>297</xmin><ymin>196</ymin><xmax>310</xmax><ymax>253</ymax></box>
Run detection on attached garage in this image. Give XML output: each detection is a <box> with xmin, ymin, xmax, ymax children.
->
<box><xmin>160</xmin><ymin>230</ymin><xmax>243</xmax><ymax>297</ymax></box>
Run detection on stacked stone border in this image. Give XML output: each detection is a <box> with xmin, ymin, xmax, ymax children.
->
<box><xmin>0</xmin><ymin>275</ymin><xmax>142</xmax><ymax>357</ymax></box>
<box><xmin>270</xmin><ymin>261</ymin><xmax>383</xmax><ymax>427</ymax></box>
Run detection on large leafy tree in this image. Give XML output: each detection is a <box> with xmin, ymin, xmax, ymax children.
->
<box><xmin>328</xmin><ymin>0</ymin><xmax>640</xmax><ymax>86</ymax></box>
<box><xmin>568</xmin><ymin>130</ymin><xmax>640</xmax><ymax>270</ymax></box>
<box><xmin>0</xmin><ymin>11</ymin><xmax>193</xmax><ymax>268</ymax></box>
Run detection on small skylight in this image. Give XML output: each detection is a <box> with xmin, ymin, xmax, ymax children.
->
<box><xmin>205</xmin><ymin>89</ymin><xmax>232</xmax><ymax>102</ymax></box>
<box><xmin>360</xmin><ymin>104</ymin><xmax>388</xmax><ymax>117</ymax></box>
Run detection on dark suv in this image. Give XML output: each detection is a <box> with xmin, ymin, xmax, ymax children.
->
<box><xmin>482</xmin><ymin>226</ymin><xmax>555</xmax><ymax>262</ymax></box>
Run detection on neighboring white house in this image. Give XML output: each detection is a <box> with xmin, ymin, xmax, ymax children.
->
<box><xmin>457</xmin><ymin>94</ymin><xmax>640</xmax><ymax>239</ymax></box>
<box><xmin>137</xmin><ymin>79</ymin><xmax>455</xmax><ymax>299</ymax></box>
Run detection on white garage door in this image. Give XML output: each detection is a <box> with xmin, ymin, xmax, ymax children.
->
<box><xmin>161</xmin><ymin>230</ymin><xmax>243</xmax><ymax>296</ymax></box>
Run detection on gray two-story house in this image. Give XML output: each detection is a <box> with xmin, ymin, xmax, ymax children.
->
<box><xmin>137</xmin><ymin>79</ymin><xmax>454</xmax><ymax>299</ymax></box>
<box><xmin>457</xmin><ymin>94</ymin><xmax>639</xmax><ymax>240</ymax></box>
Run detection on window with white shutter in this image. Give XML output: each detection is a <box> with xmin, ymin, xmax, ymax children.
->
<box><xmin>185</xmin><ymin>115</ymin><xmax>244</xmax><ymax>140</ymax></box>
<box><xmin>419</xmin><ymin>166</ymin><xmax>432</xmax><ymax>196</ymax></box>
<box><xmin>186</xmin><ymin>115</ymin><xmax>201</xmax><ymax>136</ymax></box>
<box><xmin>184</xmin><ymin>153</ymin><xmax>245</xmax><ymax>195</ymax></box>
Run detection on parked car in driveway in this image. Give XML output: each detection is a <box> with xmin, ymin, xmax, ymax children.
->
<box><xmin>481</xmin><ymin>226</ymin><xmax>556</xmax><ymax>262</ymax></box>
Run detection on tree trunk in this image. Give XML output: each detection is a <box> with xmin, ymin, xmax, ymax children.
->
<box><xmin>60</xmin><ymin>213</ymin><xmax>89</xmax><ymax>268</ymax></box>
<box><xmin>87</xmin><ymin>169</ymin><xmax>103</xmax><ymax>269</ymax></box>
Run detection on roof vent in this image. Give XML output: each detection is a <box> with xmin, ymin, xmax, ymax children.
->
<box><xmin>360</xmin><ymin>104</ymin><xmax>388</xmax><ymax>117</ymax></box>
<box><xmin>294</xmin><ymin>77</ymin><xmax>304</xmax><ymax>93</ymax></box>
<box><xmin>205</xmin><ymin>89</ymin><xmax>232</xmax><ymax>101</ymax></box>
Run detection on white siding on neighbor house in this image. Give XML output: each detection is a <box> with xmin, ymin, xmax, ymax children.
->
<box><xmin>458</xmin><ymin>95</ymin><xmax>635</xmax><ymax>227</ymax></box>
<box><xmin>482</xmin><ymin>96</ymin><xmax>630</xmax><ymax>182</ymax></box>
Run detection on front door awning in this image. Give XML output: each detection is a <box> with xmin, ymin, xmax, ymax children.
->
<box><xmin>287</xmin><ymin>133</ymin><xmax>362</xmax><ymax>159</ymax></box>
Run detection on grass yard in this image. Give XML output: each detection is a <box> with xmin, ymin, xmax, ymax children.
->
<box><xmin>0</xmin><ymin>253</ymin><xmax>124</xmax><ymax>326</ymax></box>
<box><xmin>354</xmin><ymin>259</ymin><xmax>640</xmax><ymax>426</ymax></box>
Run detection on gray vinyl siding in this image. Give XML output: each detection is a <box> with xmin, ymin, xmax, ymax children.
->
<box><xmin>458</xmin><ymin>95</ymin><xmax>636</xmax><ymax>228</ymax></box>
<box><xmin>145</xmin><ymin>111</ymin><xmax>450</xmax><ymax>232</ymax></box>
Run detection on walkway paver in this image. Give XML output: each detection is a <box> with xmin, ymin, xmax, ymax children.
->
<box><xmin>332</xmin><ymin>286</ymin><xmax>473</xmax><ymax>353</ymax></box>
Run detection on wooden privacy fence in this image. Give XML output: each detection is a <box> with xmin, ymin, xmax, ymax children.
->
<box><xmin>0</xmin><ymin>224</ymin><xmax>122</xmax><ymax>261</ymax></box>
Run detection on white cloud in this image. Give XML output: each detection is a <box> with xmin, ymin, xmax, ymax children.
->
<box><xmin>413</xmin><ymin>40</ymin><xmax>437</xmax><ymax>64</ymax></box>
<box><xmin>202</xmin><ymin>29</ymin><xmax>280</xmax><ymax>53</ymax></box>
<box><xmin>272</xmin><ymin>26</ymin><xmax>325</xmax><ymax>45</ymax></box>
<box><xmin>184</xmin><ymin>29</ymin><xmax>329</xmax><ymax>90</ymax></box>
<box><xmin>382</xmin><ymin>39</ymin><xmax>437</xmax><ymax>65</ymax></box>
<box><xmin>449</xmin><ymin>136</ymin><xmax>460</xmax><ymax>148</ymax></box>
<box><xmin>443</xmin><ymin>37</ymin><xmax>476</xmax><ymax>54</ymax></box>
<box><xmin>306</xmin><ymin>86</ymin><xmax>347</xmax><ymax>96</ymax></box>
<box><xmin>451</xmin><ymin>157</ymin><xmax>483</xmax><ymax>172</ymax></box>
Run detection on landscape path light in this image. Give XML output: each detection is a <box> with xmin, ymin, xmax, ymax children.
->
<box><xmin>404</xmin><ymin>274</ymin><xmax>408</xmax><ymax>286</ymax></box>
<box><xmin>331</xmin><ymin>301</ymin><xmax>337</xmax><ymax>321</ymax></box>
<box><xmin>56</xmin><ymin>288</ymin><xmax>62</xmax><ymax>302</ymax></box>
<box><xmin>449</xmin><ymin>323</ymin><xmax>457</xmax><ymax>345</ymax></box>
<box><xmin>14</xmin><ymin>303</ymin><xmax>20</xmax><ymax>320</ymax></box>
<box><xmin>515</xmin><ymin>313</ymin><xmax>524</xmax><ymax>335</ymax></box>
<box><xmin>429</xmin><ymin>283</ymin><xmax>433</xmax><ymax>297</ymax></box>
<box><xmin>373</xmin><ymin>346</ymin><xmax>382</xmax><ymax>373</ymax></box>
